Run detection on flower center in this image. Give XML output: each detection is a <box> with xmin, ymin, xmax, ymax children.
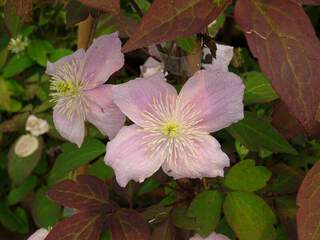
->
<box><xmin>49</xmin><ymin>60</ymin><xmax>85</xmax><ymax>102</ymax></box>
<box><xmin>162</xmin><ymin>121</ymin><xmax>182</xmax><ymax>138</ymax></box>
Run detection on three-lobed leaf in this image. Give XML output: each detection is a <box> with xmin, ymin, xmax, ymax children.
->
<box><xmin>224</xmin><ymin>159</ymin><xmax>272</xmax><ymax>192</ymax></box>
<box><xmin>297</xmin><ymin>160</ymin><xmax>320</xmax><ymax>240</ymax></box>
<box><xmin>223</xmin><ymin>191</ymin><xmax>277</xmax><ymax>240</ymax></box>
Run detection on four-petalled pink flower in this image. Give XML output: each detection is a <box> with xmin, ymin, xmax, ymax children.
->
<box><xmin>46</xmin><ymin>33</ymin><xmax>126</xmax><ymax>147</ymax></box>
<box><xmin>105</xmin><ymin>70</ymin><xmax>244</xmax><ymax>187</ymax></box>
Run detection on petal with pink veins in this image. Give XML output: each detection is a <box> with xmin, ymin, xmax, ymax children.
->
<box><xmin>83</xmin><ymin>33</ymin><xmax>124</xmax><ymax>89</ymax></box>
<box><xmin>112</xmin><ymin>73</ymin><xmax>177</xmax><ymax>127</ymax></box>
<box><xmin>53</xmin><ymin>105</ymin><xmax>85</xmax><ymax>147</ymax></box>
<box><xmin>162</xmin><ymin>135</ymin><xmax>230</xmax><ymax>179</ymax></box>
<box><xmin>46</xmin><ymin>49</ymin><xmax>85</xmax><ymax>76</ymax></box>
<box><xmin>179</xmin><ymin>70</ymin><xmax>244</xmax><ymax>133</ymax></box>
<box><xmin>105</xmin><ymin>125</ymin><xmax>165</xmax><ymax>187</ymax></box>
<box><xmin>84</xmin><ymin>85</ymin><xmax>126</xmax><ymax>139</ymax></box>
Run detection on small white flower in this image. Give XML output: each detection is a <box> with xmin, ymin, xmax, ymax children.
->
<box><xmin>8</xmin><ymin>35</ymin><xmax>29</xmax><ymax>54</ymax></box>
<box><xmin>140</xmin><ymin>57</ymin><xmax>164</xmax><ymax>77</ymax></box>
<box><xmin>27</xmin><ymin>228</ymin><xmax>49</xmax><ymax>240</ymax></box>
<box><xmin>26</xmin><ymin>115</ymin><xmax>50</xmax><ymax>136</ymax></box>
<box><xmin>14</xmin><ymin>134</ymin><xmax>39</xmax><ymax>158</ymax></box>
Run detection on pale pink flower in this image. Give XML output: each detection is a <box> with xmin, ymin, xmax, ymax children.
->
<box><xmin>105</xmin><ymin>70</ymin><xmax>244</xmax><ymax>187</ymax></box>
<box><xmin>203</xmin><ymin>44</ymin><xmax>234</xmax><ymax>72</ymax></box>
<box><xmin>27</xmin><ymin>228</ymin><xmax>49</xmax><ymax>240</ymax></box>
<box><xmin>190</xmin><ymin>232</ymin><xmax>230</xmax><ymax>240</ymax></box>
<box><xmin>46</xmin><ymin>33</ymin><xmax>126</xmax><ymax>147</ymax></box>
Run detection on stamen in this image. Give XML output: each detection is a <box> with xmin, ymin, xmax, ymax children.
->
<box><xmin>140</xmin><ymin>92</ymin><xmax>207</xmax><ymax>164</ymax></box>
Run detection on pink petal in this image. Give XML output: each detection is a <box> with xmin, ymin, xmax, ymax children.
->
<box><xmin>83</xmin><ymin>33</ymin><xmax>124</xmax><ymax>89</ymax></box>
<box><xmin>179</xmin><ymin>70</ymin><xmax>244</xmax><ymax>133</ymax></box>
<box><xmin>203</xmin><ymin>44</ymin><xmax>234</xmax><ymax>72</ymax></box>
<box><xmin>190</xmin><ymin>232</ymin><xmax>230</xmax><ymax>240</ymax></box>
<box><xmin>46</xmin><ymin>49</ymin><xmax>85</xmax><ymax>75</ymax></box>
<box><xmin>162</xmin><ymin>135</ymin><xmax>229</xmax><ymax>179</ymax></box>
<box><xmin>84</xmin><ymin>85</ymin><xmax>126</xmax><ymax>139</ymax></box>
<box><xmin>27</xmin><ymin>228</ymin><xmax>49</xmax><ymax>240</ymax></box>
<box><xmin>112</xmin><ymin>73</ymin><xmax>177</xmax><ymax>127</ymax></box>
<box><xmin>104</xmin><ymin>125</ymin><xmax>165</xmax><ymax>187</ymax></box>
<box><xmin>53</xmin><ymin>105</ymin><xmax>85</xmax><ymax>147</ymax></box>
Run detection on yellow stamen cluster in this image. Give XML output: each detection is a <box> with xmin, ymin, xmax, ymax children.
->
<box><xmin>162</xmin><ymin>121</ymin><xmax>182</xmax><ymax>138</ymax></box>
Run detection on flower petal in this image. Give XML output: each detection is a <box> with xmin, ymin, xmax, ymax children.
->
<box><xmin>162</xmin><ymin>135</ymin><xmax>229</xmax><ymax>179</ymax></box>
<box><xmin>27</xmin><ymin>228</ymin><xmax>49</xmax><ymax>240</ymax></box>
<box><xmin>190</xmin><ymin>232</ymin><xmax>230</xmax><ymax>240</ymax></box>
<box><xmin>46</xmin><ymin>49</ymin><xmax>85</xmax><ymax>76</ymax></box>
<box><xmin>53</xmin><ymin>105</ymin><xmax>85</xmax><ymax>147</ymax></box>
<box><xmin>179</xmin><ymin>70</ymin><xmax>244</xmax><ymax>132</ymax></box>
<box><xmin>112</xmin><ymin>73</ymin><xmax>177</xmax><ymax>127</ymax></box>
<box><xmin>105</xmin><ymin>125</ymin><xmax>165</xmax><ymax>187</ymax></box>
<box><xmin>84</xmin><ymin>85</ymin><xmax>126</xmax><ymax>139</ymax></box>
<box><xmin>83</xmin><ymin>33</ymin><xmax>124</xmax><ymax>88</ymax></box>
<box><xmin>203</xmin><ymin>44</ymin><xmax>234</xmax><ymax>72</ymax></box>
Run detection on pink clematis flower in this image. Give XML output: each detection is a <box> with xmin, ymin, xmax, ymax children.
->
<box><xmin>190</xmin><ymin>232</ymin><xmax>230</xmax><ymax>240</ymax></box>
<box><xmin>46</xmin><ymin>33</ymin><xmax>126</xmax><ymax>147</ymax></box>
<box><xmin>105</xmin><ymin>69</ymin><xmax>244</xmax><ymax>187</ymax></box>
<box><xmin>27</xmin><ymin>228</ymin><xmax>49</xmax><ymax>240</ymax></box>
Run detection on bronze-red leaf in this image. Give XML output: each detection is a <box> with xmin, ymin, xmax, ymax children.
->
<box><xmin>297</xmin><ymin>160</ymin><xmax>320</xmax><ymax>240</ymax></box>
<box><xmin>110</xmin><ymin>209</ymin><xmax>151</xmax><ymax>240</ymax></box>
<box><xmin>122</xmin><ymin>0</ymin><xmax>231</xmax><ymax>52</ymax></box>
<box><xmin>47</xmin><ymin>175</ymin><xmax>110</xmax><ymax>211</ymax></box>
<box><xmin>78</xmin><ymin>0</ymin><xmax>120</xmax><ymax>17</ymax></box>
<box><xmin>235</xmin><ymin>0</ymin><xmax>320</xmax><ymax>136</ymax></box>
<box><xmin>45</xmin><ymin>210</ymin><xmax>105</xmax><ymax>240</ymax></box>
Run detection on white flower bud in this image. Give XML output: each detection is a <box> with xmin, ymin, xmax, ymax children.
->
<box><xmin>26</xmin><ymin>115</ymin><xmax>50</xmax><ymax>136</ymax></box>
<box><xmin>14</xmin><ymin>134</ymin><xmax>39</xmax><ymax>158</ymax></box>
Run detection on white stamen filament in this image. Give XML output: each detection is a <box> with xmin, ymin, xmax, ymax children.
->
<box><xmin>49</xmin><ymin>59</ymin><xmax>87</xmax><ymax>120</ymax></box>
<box><xmin>140</xmin><ymin>92</ymin><xmax>207</xmax><ymax>165</ymax></box>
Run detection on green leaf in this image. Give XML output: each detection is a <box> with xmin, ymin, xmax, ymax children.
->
<box><xmin>7</xmin><ymin>175</ymin><xmax>37</xmax><ymax>206</ymax></box>
<box><xmin>223</xmin><ymin>192</ymin><xmax>277</xmax><ymax>240</ymax></box>
<box><xmin>0</xmin><ymin>77</ymin><xmax>11</xmax><ymax>110</ymax></box>
<box><xmin>48</xmin><ymin>138</ymin><xmax>105</xmax><ymax>184</ymax></box>
<box><xmin>227</xmin><ymin>112</ymin><xmax>297</xmax><ymax>154</ymax></box>
<box><xmin>208</xmin><ymin>14</ymin><xmax>225</xmax><ymax>37</ymax></box>
<box><xmin>224</xmin><ymin>159</ymin><xmax>272</xmax><ymax>192</ymax></box>
<box><xmin>138</xmin><ymin>178</ymin><xmax>160</xmax><ymax>196</ymax></box>
<box><xmin>171</xmin><ymin>204</ymin><xmax>197</xmax><ymax>230</ymax></box>
<box><xmin>0</xmin><ymin>202</ymin><xmax>29</xmax><ymax>234</ymax></box>
<box><xmin>3</xmin><ymin>54</ymin><xmax>34</xmax><ymax>78</ymax></box>
<box><xmin>49</xmin><ymin>48</ymin><xmax>73</xmax><ymax>62</ymax></box>
<box><xmin>32</xmin><ymin>187</ymin><xmax>61</xmax><ymax>228</ymax></box>
<box><xmin>8</xmin><ymin>137</ymin><xmax>43</xmax><ymax>185</ymax></box>
<box><xmin>4</xmin><ymin>1</ymin><xmax>23</xmax><ymax>37</ymax></box>
<box><xmin>188</xmin><ymin>190</ymin><xmax>223</xmax><ymax>236</ymax></box>
<box><xmin>27</xmin><ymin>39</ymin><xmax>54</xmax><ymax>66</ymax></box>
<box><xmin>176</xmin><ymin>36</ymin><xmax>197</xmax><ymax>53</ymax></box>
<box><xmin>242</xmin><ymin>71</ymin><xmax>278</xmax><ymax>105</ymax></box>
<box><xmin>88</xmin><ymin>157</ymin><xmax>114</xmax><ymax>180</ymax></box>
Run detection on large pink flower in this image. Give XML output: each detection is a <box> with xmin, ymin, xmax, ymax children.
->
<box><xmin>27</xmin><ymin>228</ymin><xmax>49</xmax><ymax>240</ymax></box>
<box><xmin>105</xmin><ymin>69</ymin><xmax>244</xmax><ymax>187</ymax></box>
<box><xmin>190</xmin><ymin>232</ymin><xmax>230</xmax><ymax>240</ymax></box>
<box><xmin>46</xmin><ymin>33</ymin><xmax>126</xmax><ymax>147</ymax></box>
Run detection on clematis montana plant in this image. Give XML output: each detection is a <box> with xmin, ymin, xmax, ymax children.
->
<box><xmin>105</xmin><ymin>70</ymin><xmax>244</xmax><ymax>187</ymax></box>
<box><xmin>46</xmin><ymin>33</ymin><xmax>125</xmax><ymax>147</ymax></box>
